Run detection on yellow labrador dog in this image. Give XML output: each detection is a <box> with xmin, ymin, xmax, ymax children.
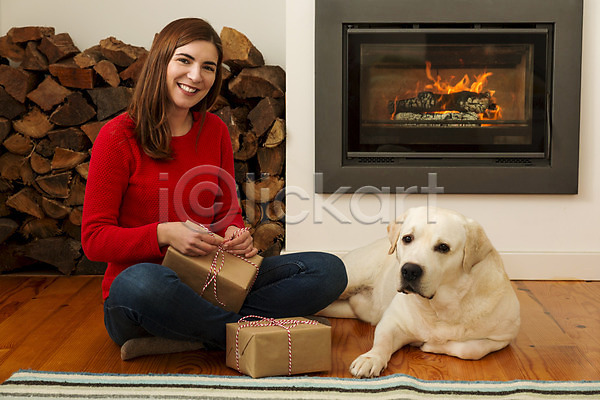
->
<box><xmin>319</xmin><ymin>206</ymin><xmax>520</xmax><ymax>378</ymax></box>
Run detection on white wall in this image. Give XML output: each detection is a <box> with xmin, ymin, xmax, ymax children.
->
<box><xmin>285</xmin><ymin>1</ymin><xmax>600</xmax><ymax>280</ymax></box>
<box><xmin>2</xmin><ymin>0</ymin><xmax>598</xmax><ymax>279</ymax></box>
<box><xmin>0</xmin><ymin>0</ymin><xmax>285</xmax><ymax>67</ymax></box>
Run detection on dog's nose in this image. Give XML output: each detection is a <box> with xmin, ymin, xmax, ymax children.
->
<box><xmin>401</xmin><ymin>263</ymin><xmax>423</xmax><ymax>282</ymax></box>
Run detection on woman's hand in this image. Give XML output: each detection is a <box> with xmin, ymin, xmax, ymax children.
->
<box><xmin>222</xmin><ymin>225</ymin><xmax>258</xmax><ymax>258</ymax></box>
<box><xmin>157</xmin><ymin>222</ymin><xmax>222</xmax><ymax>256</ymax></box>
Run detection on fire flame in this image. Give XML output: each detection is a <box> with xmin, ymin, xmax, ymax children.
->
<box><xmin>414</xmin><ymin>61</ymin><xmax>502</xmax><ymax>120</ymax></box>
<box><xmin>425</xmin><ymin>61</ymin><xmax>493</xmax><ymax>96</ymax></box>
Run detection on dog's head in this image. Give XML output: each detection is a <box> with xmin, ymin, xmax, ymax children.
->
<box><xmin>387</xmin><ymin>206</ymin><xmax>494</xmax><ymax>300</ymax></box>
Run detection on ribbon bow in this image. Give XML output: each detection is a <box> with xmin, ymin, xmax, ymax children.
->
<box><xmin>234</xmin><ymin>315</ymin><xmax>319</xmax><ymax>376</ymax></box>
<box><xmin>184</xmin><ymin>221</ymin><xmax>260</xmax><ymax>308</ymax></box>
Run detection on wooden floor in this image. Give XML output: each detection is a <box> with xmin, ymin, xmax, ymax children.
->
<box><xmin>0</xmin><ymin>276</ymin><xmax>599</xmax><ymax>383</ymax></box>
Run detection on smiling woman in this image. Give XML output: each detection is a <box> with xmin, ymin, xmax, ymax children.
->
<box><xmin>80</xmin><ymin>17</ymin><xmax>347</xmax><ymax>361</ymax></box>
<box><xmin>128</xmin><ymin>18</ymin><xmax>225</xmax><ymax>159</ymax></box>
<box><xmin>166</xmin><ymin>41</ymin><xmax>219</xmax><ymax>131</ymax></box>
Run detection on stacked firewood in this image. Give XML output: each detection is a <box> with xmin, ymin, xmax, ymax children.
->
<box><xmin>214</xmin><ymin>28</ymin><xmax>286</xmax><ymax>257</ymax></box>
<box><xmin>0</xmin><ymin>26</ymin><xmax>285</xmax><ymax>275</ymax></box>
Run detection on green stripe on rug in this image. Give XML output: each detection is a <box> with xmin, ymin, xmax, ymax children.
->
<box><xmin>1</xmin><ymin>370</ymin><xmax>599</xmax><ymax>399</ymax></box>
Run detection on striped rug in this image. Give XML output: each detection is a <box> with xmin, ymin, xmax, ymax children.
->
<box><xmin>1</xmin><ymin>370</ymin><xmax>599</xmax><ymax>399</ymax></box>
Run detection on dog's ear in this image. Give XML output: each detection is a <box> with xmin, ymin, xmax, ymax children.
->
<box><xmin>388</xmin><ymin>209</ymin><xmax>412</xmax><ymax>254</ymax></box>
<box><xmin>462</xmin><ymin>219</ymin><xmax>494</xmax><ymax>272</ymax></box>
<box><xmin>387</xmin><ymin>221</ymin><xmax>402</xmax><ymax>254</ymax></box>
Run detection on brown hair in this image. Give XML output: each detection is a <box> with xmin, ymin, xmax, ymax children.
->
<box><xmin>128</xmin><ymin>18</ymin><xmax>223</xmax><ymax>159</ymax></box>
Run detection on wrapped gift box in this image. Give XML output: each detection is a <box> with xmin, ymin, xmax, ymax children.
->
<box><xmin>161</xmin><ymin>225</ymin><xmax>262</xmax><ymax>313</ymax></box>
<box><xmin>226</xmin><ymin>317</ymin><xmax>331</xmax><ymax>378</ymax></box>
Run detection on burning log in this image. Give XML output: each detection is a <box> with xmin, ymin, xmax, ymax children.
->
<box><xmin>388</xmin><ymin>91</ymin><xmax>495</xmax><ymax>116</ymax></box>
<box><xmin>393</xmin><ymin>111</ymin><xmax>479</xmax><ymax>122</ymax></box>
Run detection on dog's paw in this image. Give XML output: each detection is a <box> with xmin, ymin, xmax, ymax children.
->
<box><xmin>349</xmin><ymin>352</ymin><xmax>387</xmax><ymax>378</ymax></box>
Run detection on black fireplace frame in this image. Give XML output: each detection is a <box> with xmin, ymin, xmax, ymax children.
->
<box><xmin>315</xmin><ymin>0</ymin><xmax>583</xmax><ymax>194</ymax></box>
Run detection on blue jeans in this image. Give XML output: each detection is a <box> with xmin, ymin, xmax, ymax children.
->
<box><xmin>103</xmin><ymin>252</ymin><xmax>347</xmax><ymax>350</ymax></box>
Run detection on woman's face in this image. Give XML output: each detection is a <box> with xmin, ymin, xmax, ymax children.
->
<box><xmin>165</xmin><ymin>40</ymin><xmax>219</xmax><ymax>114</ymax></box>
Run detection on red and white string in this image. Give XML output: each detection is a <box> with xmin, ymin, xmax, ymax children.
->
<box><xmin>234</xmin><ymin>315</ymin><xmax>319</xmax><ymax>376</ymax></box>
<box><xmin>185</xmin><ymin>222</ymin><xmax>260</xmax><ymax>308</ymax></box>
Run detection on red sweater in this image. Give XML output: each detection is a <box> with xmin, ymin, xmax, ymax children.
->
<box><xmin>81</xmin><ymin>112</ymin><xmax>244</xmax><ymax>300</ymax></box>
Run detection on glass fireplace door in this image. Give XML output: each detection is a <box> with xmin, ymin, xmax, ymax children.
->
<box><xmin>344</xmin><ymin>26</ymin><xmax>552</xmax><ymax>161</ymax></box>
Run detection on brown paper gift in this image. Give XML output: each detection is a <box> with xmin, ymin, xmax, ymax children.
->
<box><xmin>161</xmin><ymin>226</ymin><xmax>262</xmax><ymax>313</ymax></box>
<box><xmin>225</xmin><ymin>317</ymin><xmax>331</xmax><ymax>378</ymax></box>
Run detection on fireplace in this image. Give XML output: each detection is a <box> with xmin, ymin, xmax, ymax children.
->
<box><xmin>347</xmin><ymin>27</ymin><xmax>549</xmax><ymax>158</ymax></box>
<box><xmin>315</xmin><ymin>0</ymin><xmax>583</xmax><ymax>194</ymax></box>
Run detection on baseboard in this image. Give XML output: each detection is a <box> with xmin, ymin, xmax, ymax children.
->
<box><xmin>500</xmin><ymin>252</ymin><xmax>600</xmax><ymax>281</ymax></box>
<box><xmin>280</xmin><ymin>249</ymin><xmax>600</xmax><ymax>281</ymax></box>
